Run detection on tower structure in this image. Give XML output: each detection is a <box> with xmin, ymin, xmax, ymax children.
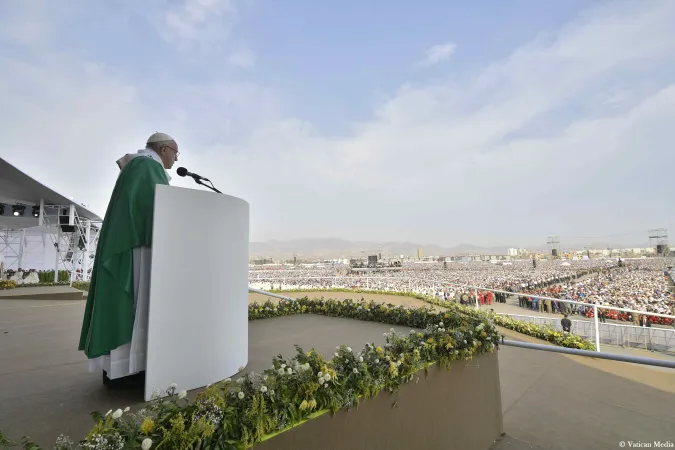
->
<box><xmin>648</xmin><ymin>228</ymin><xmax>668</xmax><ymax>256</ymax></box>
<box><xmin>546</xmin><ymin>235</ymin><xmax>561</xmax><ymax>258</ymax></box>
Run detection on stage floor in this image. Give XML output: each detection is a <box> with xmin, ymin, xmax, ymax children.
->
<box><xmin>0</xmin><ymin>285</ymin><xmax>84</xmax><ymax>300</ymax></box>
<box><xmin>1</xmin><ymin>298</ymin><xmax>674</xmax><ymax>449</ymax></box>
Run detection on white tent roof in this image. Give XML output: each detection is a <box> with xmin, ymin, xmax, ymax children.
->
<box><xmin>0</xmin><ymin>157</ymin><xmax>102</xmax><ymax>229</ymax></box>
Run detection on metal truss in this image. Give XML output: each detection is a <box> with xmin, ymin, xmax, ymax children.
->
<box><xmin>38</xmin><ymin>203</ymin><xmax>102</xmax><ymax>282</ymax></box>
<box><xmin>0</xmin><ymin>229</ymin><xmax>22</xmax><ymax>270</ymax></box>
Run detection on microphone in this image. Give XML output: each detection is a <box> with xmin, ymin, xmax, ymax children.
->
<box><xmin>176</xmin><ymin>167</ymin><xmax>209</xmax><ymax>182</ymax></box>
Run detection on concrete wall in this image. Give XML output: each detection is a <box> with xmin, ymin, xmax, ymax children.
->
<box><xmin>255</xmin><ymin>352</ymin><xmax>503</xmax><ymax>450</ymax></box>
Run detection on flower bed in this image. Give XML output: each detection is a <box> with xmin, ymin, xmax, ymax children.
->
<box><xmin>2</xmin><ymin>281</ymin><xmax>90</xmax><ymax>291</ymax></box>
<box><xmin>267</xmin><ymin>288</ymin><xmax>597</xmax><ymax>351</ymax></box>
<box><xmin>253</xmin><ymin>353</ymin><xmax>502</xmax><ymax>450</ymax></box>
<box><xmin>0</xmin><ymin>298</ymin><xmax>500</xmax><ymax>449</ymax></box>
<box><xmin>0</xmin><ymin>280</ymin><xmax>16</xmax><ymax>290</ymax></box>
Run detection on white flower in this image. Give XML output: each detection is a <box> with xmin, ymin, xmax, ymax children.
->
<box><xmin>224</xmin><ymin>378</ymin><xmax>231</xmax><ymax>383</ymax></box>
<box><xmin>238</xmin><ymin>366</ymin><xmax>245</xmax><ymax>372</ymax></box>
<box><xmin>303</xmin><ymin>363</ymin><xmax>310</xmax><ymax>370</ymax></box>
<box><xmin>346</xmin><ymin>347</ymin><xmax>352</xmax><ymax>352</ymax></box>
<box><xmin>375</xmin><ymin>359</ymin><xmax>380</xmax><ymax>363</ymax></box>
<box><xmin>463</xmin><ymin>340</ymin><xmax>467</xmax><ymax>344</ymax></box>
<box><xmin>278</xmin><ymin>368</ymin><xmax>285</xmax><ymax>375</ymax></box>
<box><xmin>352</xmin><ymin>368</ymin><xmax>359</xmax><ymax>374</ymax></box>
<box><xmin>123</xmin><ymin>407</ymin><xmax>130</xmax><ymax>413</ymax></box>
<box><xmin>396</xmin><ymin>361</ymin><xmax>401</xmax><ymax>367</ymax></box>
<box><xmin>169</xmin><ymin>383</ymin><xmax>178</xmax><ymax>390</ymax></box>
<box><xmin>263</xmin><ymin>375</ymin><xmax>269</xmax><ymax>381</ymax></box>
<box><xmin>287</xmin><ymin>368</ymin><xmax>293</xmax><ymax>374</ymax></box>
<box><xmin>111</xmin><ymin>409</ymin><xmax>123</xmax><ymax>419</ymax></box>
<box><xmin>236</xmin><ymin>378</ymin><xmax>244</xmax><ymax>384</ymax></box>
<box><xmin>178</xmin><ymin>390</ymin><xmax>187</xmax><ymax>399</ymax></box>
<box><xmin>318</xmin><ymin>377</ymin><xmax>325</xmax><ymax>385</ymax></box>
<box><xmin>390</xmin><ymin>328</ymin><xmax>395</xmax><ymax>332</ymax></box>
<box><xmin>105</xmin><ymin>409</ymin><xmax>112</xmax><ymax>417</ymax></box>
<box><xmin>280</xmin><ymin>364</ymin><xmax>286</xmax><ymax>369</ymax></box>
<box><xmin>410</xmin><ymin>330</ymin><xmax>415</xmax><ymax>334</ymax></box>
<box><xmin>260</xmin><ymin>386</ymin><xmax>268</xmax><ymax>393</ymax></box>
<box><xmin>334</xmin><ymin>352</ymin><xmax>339</xmax><ymax>358</ymax></box>
<box><xmin>439</xmin><ymin>322</ymin><xmax>444</xmax><ymax>327</ymax></box>
<box><xmin>317</xmin><ymin>371</ymin><xmax>323</xmax><ymax>377</ymax></box>
<box><xmin>141</xmin><ymin>438</ymin><xmax>153</xmax><ymax>450</ymax></box>
<box><xmin>270</xmin><ymin>389</ymin><xmax>275</xmax><ymax>395</ymax></box>
<box><xmin>238</xmin><ymin>391</ymin><xmax>245</xmax><ymax>399</ymax></box>
<box><xmin>358</xmin><ymin>356</ymin><xmax>364</xmax><ymax>363</ymax></box>
<box><xmin>383</xmin><ymin>332</ymin><xmax>387</xmax><ymax>336</ymax></box>
<box><xmin>323</xmin><ymin>373</ymin><xmax>331</xmax><ymax>381</ymax></box>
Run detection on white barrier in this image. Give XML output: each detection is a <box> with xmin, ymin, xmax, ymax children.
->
<box><xmin>248</xmin><ymin>275</ymin><xmax>675</xmax><ymax>353</ymax></box>
<box><xmin>499</xmin><ymin>314</ymin><xmax>675</xmax><ymax>353</ymax></box>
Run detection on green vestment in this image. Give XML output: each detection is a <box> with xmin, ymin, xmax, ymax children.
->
<box><xmin>78</xmin><ymin>156</ymin><xmax>169</xmax><ymax>359</ymax></box>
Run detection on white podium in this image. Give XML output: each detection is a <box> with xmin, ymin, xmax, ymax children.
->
<box><xmin>144</xmin><ymin>185</ymin><xmax>249</xmax><ymax>401</ymax></box>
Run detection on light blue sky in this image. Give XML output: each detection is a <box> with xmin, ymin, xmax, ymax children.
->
<box><xmin>1</xmin><ymin>0</ymin><xmax>673</xmax><ymax>248</ymax></box>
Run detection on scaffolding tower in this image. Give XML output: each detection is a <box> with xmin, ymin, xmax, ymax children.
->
<box><xmin>648</xmin><ymin>228</ymin><xmax>669</xmax><ymax>257</ymax></box>
<box><xmin>546</xmin><ymin>235</ymin><xmax>561</xmax><ymax>257</ymax></box>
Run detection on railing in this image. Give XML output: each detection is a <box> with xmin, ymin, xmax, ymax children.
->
<box><xmin>499</xmin><ymin>314</ymin><xmax>675</xmax><ymax>354</ymax></box>
<box><xmin>248</xmin><ymin>286</ymin><xmax>675</xmax><ymax>370</ymax></box>
<box><xmin>248</xmin><ymin>276</ymin><xmax>675</xmax><ymax>353</ymax></box>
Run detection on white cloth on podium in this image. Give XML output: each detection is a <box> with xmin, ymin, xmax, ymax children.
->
<box><xmin>89</xmin><ymin>246</ymin><xmax>152</xmax><ymax>379</ymax></box>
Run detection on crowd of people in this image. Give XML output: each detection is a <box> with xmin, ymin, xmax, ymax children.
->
<box><xmin>249</xmin><ymin>258</ymin><xmax>675</xmax><ymax>326</ymax></box>
<box><xmin>514</xmin><ymin>260</ymin><xmax>674</xmax><ymax>326</ymax></box>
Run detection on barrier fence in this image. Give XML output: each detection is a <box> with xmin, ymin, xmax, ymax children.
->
<box><xmin>499</xmin><ymin>314</ymin><xmax>675</xmax><ymax>354</ymax></box>
<box><xmin>247</xmin><ymin>286</ymin><xmax>675</xmax><ymax>370</ymax></box>
<box><xmin>249</xmin><ymin>275</ymin><xmax>675</xmax><ymax>353</ymax></box>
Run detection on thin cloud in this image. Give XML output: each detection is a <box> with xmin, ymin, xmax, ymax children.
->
<box><xmin>416</xmin><ymin>43</ymin><xmax>457</xmax><ymax>67</ymax></box>
<box><xmin>0</xmin><ymin>1</ymin><xmax>674</xmax><ymax>246</ymax></box>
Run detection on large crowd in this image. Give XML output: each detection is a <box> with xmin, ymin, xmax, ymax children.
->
<box><xmin>249</xmin><ymin>258</ymin><xmax>675</xmax><ymax>326</ymax></box>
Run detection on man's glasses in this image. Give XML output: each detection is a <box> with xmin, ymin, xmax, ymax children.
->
<box><xmin>163</xmin><ymin>145</ymin><xmax>180</xmax><ymax>158</ymax></box>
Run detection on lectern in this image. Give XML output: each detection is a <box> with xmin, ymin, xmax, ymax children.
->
<box><xmin>144</xmin><ymin>185</ymin><xmax>249</xmax><ymax>401</ymax></box>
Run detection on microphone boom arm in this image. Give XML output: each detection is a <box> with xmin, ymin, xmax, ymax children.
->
<box><xmin>194</xmin><ymin>178</ymin><xmax>222</xmax><ymax>194</ymax></box>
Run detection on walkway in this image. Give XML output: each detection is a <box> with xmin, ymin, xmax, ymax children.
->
<box><xmin>2</xmin><ymin>294</ymin><xmax>674</xmax><ymax>449</ymax></box>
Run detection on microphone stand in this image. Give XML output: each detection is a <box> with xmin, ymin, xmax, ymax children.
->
<box><xmin>193</xmin><ymin>177</ymin><xmax>222</xmax><ymax>194</ymax></box>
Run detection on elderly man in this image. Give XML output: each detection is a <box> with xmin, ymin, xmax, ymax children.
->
<box><xmin>79</xmin><ymin>132</ymin><xmax>179</xmax><ymax>386</ymax></box>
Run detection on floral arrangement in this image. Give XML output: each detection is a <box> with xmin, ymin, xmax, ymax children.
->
<box><xmin>0</xmin><ymin>297</ymin><xmax>499</xmax><ymax>450</ymax></box>
<box><xmin>8</xmin><ymin>281</ymin><xmax>89</xmax><ymax>291</ymax></box>
<box><xmin>268</xmin><ymin>288</ymin><xmax>596</xmax><ymax>351</ymax></box>
<box><xmin>415</xmin><ymin>294</ymin><xmax>597</xmax><ymax>351</ymax></box>
<box><xmin>0</xmin><ymin>280</ymin><xmax>16</xmax><ymax>290</ymax></box>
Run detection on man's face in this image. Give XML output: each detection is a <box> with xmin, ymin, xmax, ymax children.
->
<box><xmin>159</xmin><ymin>142</ymin><xmax>179</xmax><ymax>169</ymax></box>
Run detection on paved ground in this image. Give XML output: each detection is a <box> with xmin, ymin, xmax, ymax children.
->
<box><xmin>0</xmin><ymin>285</ymin><xmax>84</xmax><ymax>300</ymax></box>
<box><xmin>1</xmin><ymin>295</ymin><xmax>674</xmax><ymax>449</ymax></box>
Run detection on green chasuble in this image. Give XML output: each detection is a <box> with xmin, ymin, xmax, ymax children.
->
<box><xmin>79</xmin><ymin>156</ymin><xmax>169</xmax><ymax>359</ymax></box>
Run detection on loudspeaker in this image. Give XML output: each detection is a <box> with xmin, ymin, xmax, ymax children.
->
<box><xmin>552</xmin><ymin>249</ymin><xmax>558</xmax><ymax>257</ymax></box>
<box><xmin>59</xmin><ymin>209</ymin><xmax>75</xmax><ymax>233</ymax></box>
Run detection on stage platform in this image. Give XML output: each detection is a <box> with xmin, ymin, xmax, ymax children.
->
<box><xmin>1</xmin><ymin>298</ymin><xmax>674</xmax><ymax>449</ymax></box>
<box><xmin>0</xmin><ymin>285</ymin><xmax>85</xmax><ymax>301</ymax></box>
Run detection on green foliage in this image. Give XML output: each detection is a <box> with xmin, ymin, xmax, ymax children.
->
<box><xmin>269</xmin><ymin>288</ymin><xmax>596</xmax><ymax>351</ymax></box>
<box><xmin>71</xmin><ymin>281</ymin><xmax>90</xmax><ymax>292</ymax></box>
<box><xmin>36</xmin><ymin>270</ymin><xmax>70</xmax><ymax>283</ymax></box>
<box><xmin>0</xmin><ymin>297</ymin><xmax>498</xmax><ymax>449</ymax></box>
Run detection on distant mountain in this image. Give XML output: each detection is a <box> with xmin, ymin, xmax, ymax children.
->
<box><xmin>249</xmin><ymin>238</ymin><xmax>511</xmax><ymax>260</ymax></box>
